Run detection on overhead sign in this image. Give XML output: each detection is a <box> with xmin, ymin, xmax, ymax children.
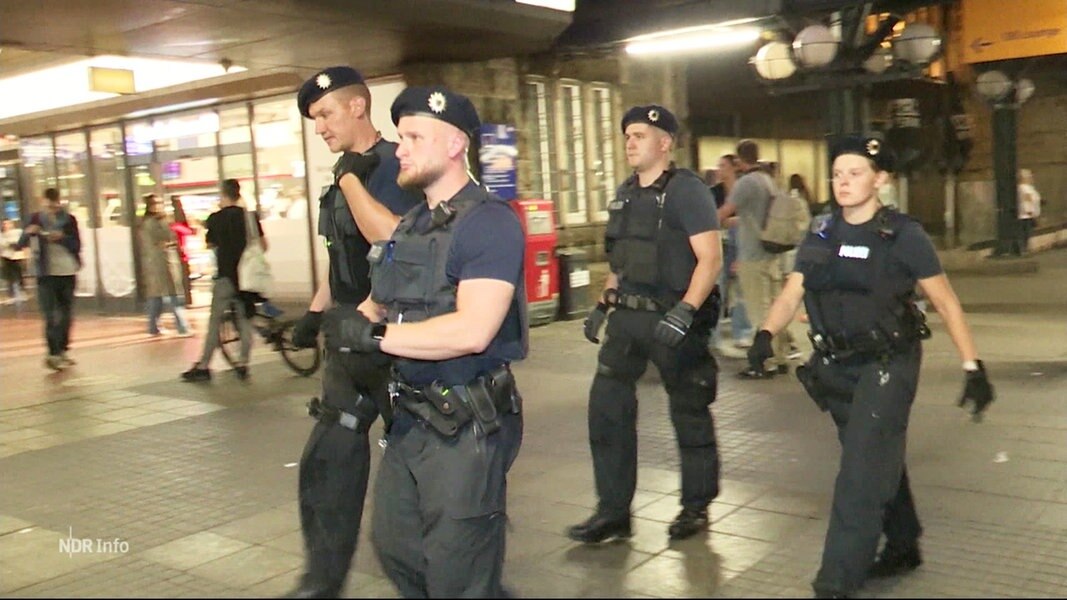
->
<box><xmin>961</xmin><ymin>0</ymin><xmax>1067</xmax><ymax>64</ymax></box>
<box><xmin>88</xmin><ymin>67</ymin><xmax>136</xmax><ymax>95</ymax></box>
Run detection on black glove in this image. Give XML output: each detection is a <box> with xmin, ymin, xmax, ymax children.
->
<box><xmin>291</xmin><ymin>311</ymin><xmax>323</xmax><ymax>348</ymax></box>
<box><xmin>958</xmin><ymin>360</ymin><xmax>994</xmax><ymax>422</ymax></box>
<box><xmin>583</xmin><ymin>302</ymin><xmax>610</xmax><ymax>344</ymax></box>
<box><xmin>747</xmin><ymin>329</ymin><xmax>774</xmax><ymax>372</ymax></box>
<box><xmin>653</xmin><ymin>301</ymin><xmax>696</xmax><ymax>348</ymax></box>
<box><xmin>321</xmin><ymin>308</ymin><xmax>381</xmax><ymax>354</ymax></box>
<box><xmin>333</xmin><ymin>151</ymin><xmax>381</xmax><ymax>183</ymax></box>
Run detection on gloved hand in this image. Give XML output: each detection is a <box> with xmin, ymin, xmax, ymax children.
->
<box><xmin>322</xmin><ymin>308</ymin><xmax>381</xmax><ymax>353</ymax></box>
<box><xmin>958</xmin><ymin>360</ymin><xmax>994</xmax><ymax>422</ymax></box>
<box><xmin>747</xmin><ymin>329</ymin><xmax>774</xmax><ymax>372</ymax></box>
<box><xmin>291</xmin><ymin>311</ymin><xmax>323</xmax><ymax>348</ymax></box>
<box><xmin>583</xmin><ymin>302</ymin><xmax>610</xmax><ymax>344</ymax></box>
<box><xmin>333</xmin><ymin>151</ymin><xmax>381</xmax><ymax>183</ymax></box>
<box><xmin>653</xmin><ymin>301</ymin><xmax>696</xmax><ymax>348</ymax></box>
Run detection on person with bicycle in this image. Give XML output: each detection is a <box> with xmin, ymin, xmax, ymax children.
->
<box><xmin>283</xmin><ymin>66</ymin><xmax>421</xmax><ymax>599</ymax></box>
<box><xmin>180</xmin><ymin>179</ymin><xmax>263</xmax><ymax>381</ymax></box>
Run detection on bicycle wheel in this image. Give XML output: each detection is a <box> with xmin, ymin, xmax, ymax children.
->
<box><xmin>217</xmin><ymin>308</ymin><xmax>241</xmax><ymax>368</ymax></box>
<box><xmin>276</xmin><ymin>320</ymin><xmax>321</xmax><ymax>377</ymax></box>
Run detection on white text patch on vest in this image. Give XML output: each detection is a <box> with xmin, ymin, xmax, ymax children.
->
<box><xmin>837</xmin><ymin>245</ymin><xmax>870</xmax><ymax>259</ymax></box>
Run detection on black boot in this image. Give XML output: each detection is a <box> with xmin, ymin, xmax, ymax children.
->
<box><xmin>867</xmin><ymin>541</ymin><xmax>922</xmax><ymax>579</ymax></box>
<box><xmin>566</xmin><ymin>513</ymin><xmax>632</xmax><ymax>543</ymax></box>
<box><xmin>279</xmin><ymin>586</ymin><xmax>339</xmax><ymax>599</ymax></box>
<box><xmin>667</xmin><ymin>507</ymin><xmax>708</xmax><ymax>540</ymax></box>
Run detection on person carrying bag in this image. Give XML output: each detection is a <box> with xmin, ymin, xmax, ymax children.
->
<box><xmin>238</xmin><ymin>207</ymin><xmax>273</xmax><ymax>295</ymax></box>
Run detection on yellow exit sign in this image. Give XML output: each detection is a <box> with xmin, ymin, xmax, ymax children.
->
<box><xmin>961</xmin><ymin>0</ymin><xmax>1067</xmax><ymax>63</ymax></box>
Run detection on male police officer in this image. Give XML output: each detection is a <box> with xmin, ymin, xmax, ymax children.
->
<box><xmin>568</xmin><ymin>105</ymin><xmax>724</xmax><ymax>543</ymax></box>
<box><xmin>285</xmin><ymin>66</ymin><xmax>421</xmax><ymax>599</ymax></box>
<box><xmin>321</xmin><ymin>86</ymin><xmax>526</xmax><ymax>598</ymax></box>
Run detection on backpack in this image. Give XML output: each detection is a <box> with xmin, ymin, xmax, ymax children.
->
<box><xmin>755</xmin><ymin>172</ymin><xmax>811</xmax><ymax>253</ymax></box>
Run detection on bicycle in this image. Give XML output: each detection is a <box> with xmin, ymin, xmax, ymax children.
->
<box><xmin>217</xmin><ymin>301</ymin><xmax>321</xmax><ymax>377</ymax></box>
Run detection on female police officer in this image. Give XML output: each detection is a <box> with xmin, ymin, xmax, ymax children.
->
<box><xmin>747</xmin><ymin>135</ymin><xmax>994</xmax><ymax>599</ymax></box>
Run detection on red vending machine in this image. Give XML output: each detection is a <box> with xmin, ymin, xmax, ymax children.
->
<box><xmin>509</xmin><ymin>199</ymin><xmax>558</xmax><ymax>326</ymax></box>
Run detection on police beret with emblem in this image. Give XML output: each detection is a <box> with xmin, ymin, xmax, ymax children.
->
<box><xmin>831</xmin><ymin>135</ymin><xmax>896</xmax><ymax>173</ymax></box>
<box><xmin>621</xmin><ymin>104</ymin><xmax>679</xmax><ymax>136</ymax></box>
<box><xmin>298</xmin><ymin>66</ymin><xmax>366</xmax><ymax>119</ymax></box>
<box><xmin>390</xmin><ymin>86</ymin><xmax>481</xmax><ymax>137</ymax></box>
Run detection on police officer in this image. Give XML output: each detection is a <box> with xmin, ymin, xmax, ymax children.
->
<box><xmin>321</xmin><ymin>86</ymin><xmax>526</xmax><ymax>598</ymax></box>
<box><xmin>284</xmin><ymin>66</ymin><xmax>421</xmax><ymax>599</ymax></box>
<box><xmin>568</xmin><ymin>105</ymin><xmax>724</xmax><ymax>543</ymax></box>
<box><xmin>747</xmin><ymin>135</ymin><xmax>995</xmax><ymax>599</ymax></box>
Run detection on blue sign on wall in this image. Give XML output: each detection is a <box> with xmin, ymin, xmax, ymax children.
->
<box><xmin>479</xmin><ymin>124</ymin><xmax>518</xmax><ymax>200</ymax></box>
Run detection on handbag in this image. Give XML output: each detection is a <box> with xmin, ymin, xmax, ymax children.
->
<box><xmin>238</xmin><ymin>209</ymin><xmax>273</xmax><ymax>294</ymax></box>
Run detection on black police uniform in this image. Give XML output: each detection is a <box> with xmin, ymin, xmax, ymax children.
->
<box><xmin>292</xmin><ymin>66</ymin><xmax>420</xmax><ymax>599</ymax></box>
<box><xmin>573</xmin><ymin>104</ymin><xmax>723</xmax><ymax>542</ymax></box>
<box><xmin>791</xmin><ymin>138</ymin><xmax>936</xmax><ymax>597</ymax></box>
<box><xmin>367</xmin><ymin>86</ymin><xmax>527</xmax><ymax>598</ymax></box>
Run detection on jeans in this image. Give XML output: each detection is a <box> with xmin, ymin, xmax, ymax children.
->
<box><xmin>147</xmin><ymin>296</ymin><xmax>190</xmax><ymax>335</ymax></box>
<box><xmin>713</xmin><ymin>239</ymin><xmax>753</xmax><ymax>346</ymax></box>
<box><xmin>37</xmin><ymin>275</ymin><xmax>76</xmax><ymax>357</ymax></box>
<box><xmin>198</xmin><ymin>277</ymin><xmax>252</xmax><ymax>367</ymax></box>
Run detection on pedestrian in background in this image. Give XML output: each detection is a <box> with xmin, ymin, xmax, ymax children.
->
<box><xmin>169</xmin><ymin>196</ymin><xmax>195</xmax><ymax>307</ymax></box>
<box><xmin>139</xmin><ymin>194</ymin><xmax>191</xmax><ymax>337</ymax></box>
<box><xmin>748</xmin><ymin>135</ymin><xmax>995</xmax><ymax>599</ymax></box>
<box><xmin>17</xmin><ymin>188</ymin><xmax>81</xmax><ymax>370</ymax></box>
<box><xmin>2</xmin><ymin>219</ymin><xmax>27</xmax><ymax>305</ymax></box>
<box><xmin>711</xmin><ymin>154</ymin><xmax>753</xmax><ymax>359</ymax></box>
<box><xmin>1015</xmin><ymin>168</ymin><xmax>1040</xmax><ymax>256</ymax></box>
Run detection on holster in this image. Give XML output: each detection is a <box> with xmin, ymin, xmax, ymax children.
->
<box><xmin>795</xmin><ymin>362</ymin><xmax>830</xmax><ymax>412</ymax></box>
<box><xmin>395</xmin><ymin>364</ymin><xmax>521</xmax><ymax>438</ymax></box>
<box><xmin>306</xmin><ymin>396</ymin><xmax>373</xmax><ymax>433</ymax></box>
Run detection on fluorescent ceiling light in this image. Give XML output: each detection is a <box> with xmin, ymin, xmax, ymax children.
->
<box><xmin>626</xmin><ymin>26</ymin><xmax>762</xmax><ymax>56</ymax></box>
<box><xmin>124</xmin><ymin>98</ymin><xmax>220</xmax><ymax>119</ymax></box>
<box><xmin>515</xmin><ymin>0</ymin><xmax>574</xmax><ymax>11</ymax></box>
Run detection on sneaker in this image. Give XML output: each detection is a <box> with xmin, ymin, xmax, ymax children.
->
<box><xmin>233</xmin><ymin>365</ymin><xmax>249</xmax><ymax>381</ymax></box>
<box><xmin>668</xmin><ymin>507</ymin><xmax>709</xmax><ymax>540</ymax></box>
<box><xmin>175</xmin><ymin>331</ymin><xmax>195</xmax><ymax>339</ymax></box>
<box><xmin>59</xmin><ymin>353</ymin><xmax>76</xmax><ymax>366</ymax></box>
<box><xmin>714</xmin><ymin>341</ymin><xmax>748</xmax><ymax>359</ymax></box>
<box><xmin>737</xmin><ymin>366</ymin><xmax>775</xmax><ymax>379</ymax></box>
<box><xmin>181</xmin><ymin>364</ymin><xmax>212</xmax><ymax>382</ymax></box>
<box><xmin>867</xmin><ymin>542</ymin><xmax>922</xmax><ymax>579</ymax></box>
<box><xmin>787</xmin><ymin>345</ymin><xmax>803</xmax><ymax>360</ymax></box>
<box><xmin>566</xmin><ymin>513</ymin><xmax>632</xmax><ymax>544</ymax></box>
<box><xmin>45</xmin><ymin>355</ymin><xmax>65</xmax><ymax>371</ymax></box>
<box><xmin>734</xmin><ymin>335</ymin><xmax>754</xmax><ymax>349</ymax></box>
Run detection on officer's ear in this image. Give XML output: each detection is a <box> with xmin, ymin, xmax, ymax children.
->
<box><xmin>873</xmin><ymin>169</ymin><xmax>891</xmax><ymax>190</ymax></box>
<box><xmin>446</xmin><ymin>130</ymin><xmax>469</xmax><ymax>160</ymax></box>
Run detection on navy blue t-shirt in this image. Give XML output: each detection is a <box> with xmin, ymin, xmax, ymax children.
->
<box><xmin>321</xmin><ymin>139</ymin><xmax>422</xmax><ymax>304</ymax></box>
<box><xmin>395</xmin><ymin>182</ymin><xmax>526</xmax><ymax>386</ymax></box>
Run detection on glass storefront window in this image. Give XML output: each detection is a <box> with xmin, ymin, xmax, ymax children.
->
<box><xmin>90</xmin><ymin>127</ymin><xmax>136</xmax><ymax>298</ymax></box>
<box><xmin>20</xmin><ymin>137</ymin><xmax>56</xmax><ymax>211</ymax></box>
<box><xmin>253</xmin><ymin>98</ymin><xmax>307</xmax><ymax>221</ymax></box>
<box><xmin>53</xmin><ymin>131</ymin><xmax>95</xmax><ymax>296</ymax></box>
<box><xmin>219</xmin><ymin>105</ymin><xmax>254</xmax><ymax>207</ymax></box>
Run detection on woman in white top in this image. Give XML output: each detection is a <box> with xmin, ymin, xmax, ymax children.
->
<box><xmin>1</xmin><ymin>219</ymin><xmax>26</xmax><ymax>303</ymax></box>
<box><xmin>1016</xmin><ymin>168</ymin><xmax>1041</xmax><ymax>255</ymax></box>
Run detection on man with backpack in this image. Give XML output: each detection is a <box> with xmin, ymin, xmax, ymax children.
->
<box><xmin>717</xmin><ymin>139</ymin><xmax>809</xmax><ymax>378</ymax></box>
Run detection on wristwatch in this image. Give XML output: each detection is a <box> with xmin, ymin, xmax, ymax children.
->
<box><xmin>370</xmin><ymin>323</ymin><xmax>387</xmax><ymax>341</ymax></box>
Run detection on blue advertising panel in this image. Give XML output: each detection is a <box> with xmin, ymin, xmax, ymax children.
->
<box><xmin>479</xmin><ymin>124</ymin><xmax>517</xmax><ymax>200</ymax></box>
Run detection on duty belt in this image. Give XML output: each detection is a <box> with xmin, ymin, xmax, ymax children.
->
<box><xmin>306</xmin><ymin>397</ymin><xmax>370</xmax><ymax>433</ymax></box>
<box><xmin>808</xmin><ymin>329</ymin><xmax>913</xmax><ymax>362</ymax></box>
<box><xmin>616</xmin><ymin>293</ymin><xmax>663</xmax><ymax>312</ymax></box>
<box><xmin>390</xmin><ymin>364</ymin><xmax>521</xmax><ymax>438</ymax></box>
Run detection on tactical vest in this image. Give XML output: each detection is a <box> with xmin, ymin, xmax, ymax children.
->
<box><xmin>798</xmin><ymin>207</ymin><xmax>928</xmax><ymax>351</ymax></box>
<box><xmin>604</xmin><ymin>168</ymin><xmax>697</xmax><ymax>295</ymax></box>
<box><xmin>318</xmin><ymin>157</ymin><xmax>381</xmax><ymax>304</ymax></box>
<box><xmin>368</xmin><ymin>188</ymin><xmax>529</xmax><ymax>384</ymax></box>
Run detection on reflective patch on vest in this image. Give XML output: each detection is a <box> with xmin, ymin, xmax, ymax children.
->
<box><xmin>608</xmin><ymin>200</ymin><xmax>625</xmax><ymax>211</ymax></box>
<box><xmin>837</xmin><ymin>244</ymin><xmax>870</xmax><ymax>259</ymax></box>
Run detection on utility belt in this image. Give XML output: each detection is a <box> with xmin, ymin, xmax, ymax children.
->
<box><xmin>808</xmin><ymin>328</ymin><xmax>920</xmax><ymax>363</ymax></box>
<box><xmin>615</xmin><ymin>293</ymin><xmax>665</xmax><ymax>312</ymax></box>
<box><xmin>306</xmin><ymin>396</ymin><xmax>372</xmax><ymax>433</ymax></box>
<box><xmin>390</xmin><ymin>364</ymin><xmax>521</xmax><ymax>438</ymax></box>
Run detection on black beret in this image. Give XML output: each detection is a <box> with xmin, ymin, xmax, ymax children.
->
<box><xmin>297</xmin><ymin>66</ymin><xmax>365</xmax><ymax>119</ymax></box>
<box><xmin>831</xmin><ymin>135</ymin><xmax>896</xmax><ymax>172</ymax></box>
<box><xmin>390</xmin><ymin>86</ymin><xmax>481</xmax><ymax>137</ymax></box>
<box><xmin>621</xmin><ymin>104</ymin><xmax>679</xmax><ymax>136</ymax></box>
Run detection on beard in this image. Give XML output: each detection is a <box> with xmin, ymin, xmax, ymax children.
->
<box><xmin>397</xmin><ymin>161</ymin><xmax>445</xmax><ymax>191</ymax></box>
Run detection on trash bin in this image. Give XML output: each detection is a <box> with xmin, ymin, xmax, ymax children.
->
<box><xmin>556</xmin><ymin>247</ymin><xmax>590</xmax><ymax>320</ymax></box>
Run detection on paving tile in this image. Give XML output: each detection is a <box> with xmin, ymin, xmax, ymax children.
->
<box><xmin>711</xmin><ymin>506</ymin><xmax>815</xmax><ymax>543</ymax></box>
<box><xmin>93</xmin><ymin>407</ymin><xmax>156</xmax><ymax>422</ymax></box>
<box><xmin>0</xmin><ymin>427</ymin><xmax>49</xmax><ymax>442</ymax></box>
<box><xmin>120</xmin><ymin>412</ymin><xmax>187</xmax><ymax>427</ymax></box>
<box><xmin>188</xmin><ymin>544</ymin><xmax>302</xmax><ymax>588</ymax></box>
<box><xmin>138</xmin><ymin>531</ymin><xmax>251</xmax><ymax>571</ymax></box>
<box><xmin>207</xmin><ymin>507</ymin><xmax>300</xmax><ymax>545</ymax></box>
<box><xmin>261</xmin><ymin>529</ymin><xmax>304</xmax><ymax>557</ymax></box>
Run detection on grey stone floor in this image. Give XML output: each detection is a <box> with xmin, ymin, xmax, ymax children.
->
<box><xmin>2</xmin><ymin>250</ymin><xmax>1067</xmax><ymax>598</ymax></box>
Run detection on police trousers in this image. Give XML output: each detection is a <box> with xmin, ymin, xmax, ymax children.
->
<box><xmin>371</xmin><ymin>409</ymin><xmax>523</xmax><ymax>598</ymax></box>
<box><xmin>297</xmin><ymin>349</ymin><xmax>389</xmax><ymax>596</ymax></box>
<box><xmin>810</xmin><ymin>345</ymin><xmax>923</xmax><ymax>596</ymax></box>
<box><xmin>588</xmin><ymin>308</ymin><xmax>720</xmax><ymax>518</ymax></box>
